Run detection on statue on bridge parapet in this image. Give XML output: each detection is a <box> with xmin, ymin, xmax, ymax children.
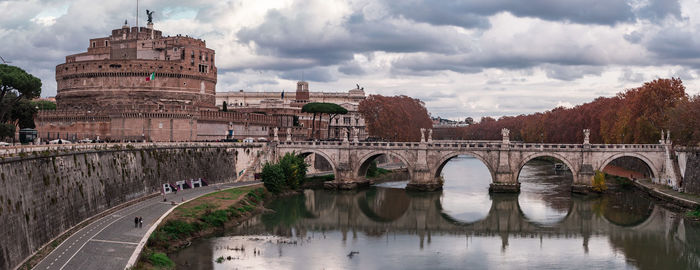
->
<box><xmin>342</xmin><ymin>128</ymin><xmax>348</xmax><ymax>142</ymax></box>
<box><xmin>666</xmin><ymin>130</ymin><xmax>670</xmax><ymax>144</ymax></box>
<box><xmin>660</xmin><ymin>130</ymin><xmax>665</xmax><ymax>144</ymax></box>
<box><xmin>286</xmin><ymin>128</ymin><xmax>292</xmax><ymax>142</ymax></box>
<box><xmin>427</xmin><ymin>129</ymin><xmax>433</xmax><ymax>143</ymax></box>
<box><xmin>420</xmin><ymin>128</ymin><xmax>426</xmax><ymax>143</ymax></box>
<box><xmin>273</xmin><ymin>127</ymin><xmax>279</xmax><ymax>142</ymax></box>
<box><xmin>583</xmin><ymin>129</ymin><xmax>590</xmax><ymax>144</ymax></box>
<box><xmin>353</xmin><ymin>127</ymin><xmax>359</xmax><ymax>143</ymax></box>
<box><xmin>501</xmin><ymin>128</ymin><xmax>510</xmax><ymax>144</ymax></box>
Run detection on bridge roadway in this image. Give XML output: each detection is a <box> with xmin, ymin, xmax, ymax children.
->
<box><xmin>32</xmin><ymin>181</ymin><xmax>260</xmax><ymax>270</ymax></box>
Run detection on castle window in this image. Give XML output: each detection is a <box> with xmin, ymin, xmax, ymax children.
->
<box><xmin>92</xmin><ymin>41</ymin><xmax>96</xmax><ymax>47</ymax></box>
<box><xmin>198</xmin><ymin>64</ymin><xmax>208</xmax><ymax>73</ymax></box>
<box><xmin>343</xmin><ymin>117</ymin><xmax>351</xmax><ymax>125</ymax></box>
<box><xmin>105</xmin><ymin>40</ymin><xmax>108</xmax><ymax>46</ymax></box>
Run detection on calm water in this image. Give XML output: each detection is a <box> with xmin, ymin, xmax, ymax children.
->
<box><xmin>171</xmin><ymin>156</ymin><xmax>700</xmax><ymax>269</ymax></box>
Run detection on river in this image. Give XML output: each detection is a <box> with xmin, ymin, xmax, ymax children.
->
<box><xmin>171</xmin><ymin>156</ymin><xmax>700</xmax><ymax>269</ymax></box>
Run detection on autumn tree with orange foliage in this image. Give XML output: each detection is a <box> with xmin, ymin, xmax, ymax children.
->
<box><xmin>459</xmin><ymin>78</ymin><xmax>700</xmax><ymax>146</ymax></box>
<box><xmin>359</xmin><ymin>95</ymin><xmax>432</xmax><ymax>141</ymax></box>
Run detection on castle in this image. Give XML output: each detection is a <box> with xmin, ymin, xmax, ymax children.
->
<box><xmin>35</xmin><ymin>22</ymin><xmax>366</xmax><ymax>142</ymax></box>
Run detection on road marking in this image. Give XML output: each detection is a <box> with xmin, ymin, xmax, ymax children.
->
<box><xmin>58</xmin><ymin>202</ymin><xmax>155</xmax><ymax>270</ymax></box>
<box><xmin>125</xmin><ymin>181</ymin><xmax>261</xmax><ymax>269</ymax></box>
<box><xmin>90</xmin><ymin>239</ymin><xmax>139</xmax><ymax>245</ymax></box>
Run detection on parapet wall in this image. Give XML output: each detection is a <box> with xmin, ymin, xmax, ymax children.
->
<box><xmin>0</xmin><ymin>143</ymin><xmax>262</xmax><ymax>270</ymax></box>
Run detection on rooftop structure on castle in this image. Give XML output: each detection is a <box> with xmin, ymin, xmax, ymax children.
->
<box><xmin>55</xmin><ymin>21</ymin><xmax>217</xmax><ymax>111</ymax></box>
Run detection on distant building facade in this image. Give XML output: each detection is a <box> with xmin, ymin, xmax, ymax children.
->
<box><xmin>216</xmin><ymin>82</ymin><xmax>368</xmax><ymax>140</ymax></box>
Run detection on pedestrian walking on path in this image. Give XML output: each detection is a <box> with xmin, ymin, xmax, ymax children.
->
<box><xmin>139</xmin><ymin>217</ymin><xmax>143</xmax><ymax>228</ymax></box>
<box><xmin>134</xmin><ymin>217</ymin><xmax>138</xmax><ymax>228</ymax></box>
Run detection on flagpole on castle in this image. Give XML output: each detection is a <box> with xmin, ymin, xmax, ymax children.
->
<box><xmin>136</xmin><ymin>0</ymin><xmax>139</xmax><ymax>35</ymax></box>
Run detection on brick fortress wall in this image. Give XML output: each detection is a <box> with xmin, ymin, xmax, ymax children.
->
<box><xmin>36</xmin><ymin>24</ymin><xmax>294</xmax><ymax>141</ymax></box>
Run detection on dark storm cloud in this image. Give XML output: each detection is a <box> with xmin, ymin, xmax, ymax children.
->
<box><xmin>392</xmin><ymin>50</ymin><xmax>608</xmax><ymax>76</ymax></box>
<box><xmin>279</xmin><ymin>67</ymin><xmax>337</xmax><ymax>82</ymax></box>
<box><xmin>636</xmin><ymin>0</ymin><xmax>682</xmax><ymax>22</ymax></box>
<box><xmin>646</xmin><ymin>29</ymin><xmax>700</xmax><ymax>64</ymax></box>
<box><xmin>385</xmin><ymin>0</ymin><xmax>635</xmax><ymax>27</ymax></box>
<box><xmin>542</xmin><ymin>65</ymin><xmax>604</xmax><ymax>81</ymax></box>
<box><xmin>337</xmin><ymin>62</ymin><xmax>366</xmax><ymax>75</ymax></box>
<box><xmin>237</xmin><ymin>9</ymin><xmax>470</xmax><ymax>70</ymax></box>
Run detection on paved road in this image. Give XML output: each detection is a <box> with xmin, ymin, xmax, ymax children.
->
<box><xmin>33</xmin><ymin>181</ymin><xmax>261</xmax><ymax>270</ymax></box>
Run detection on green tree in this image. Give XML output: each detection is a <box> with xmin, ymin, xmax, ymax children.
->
<box><xmin>261</xmin><ymin>163</ymin><xmax>285</xmax><ymax>194</ymax></box>
<box><xmin>0</xmin><ymin>64</ymin><xmax>42</xmax><ymax>123</ymax></box>
<box><xmin>301</xmin><ymin>102</ymin><xmax>348</xmax><ymax>139</ymax></box>
<box><xmin>278</xmin><ymin>152</ymin><xmax>309</xmax><ymax>189</ymax></box>
<box><xmin>31</xmin><ymin>100</ymin><xmax>56</xmax><ymax>110</ymax></box>
<box><xmin>11</xmin><ymin>98</ymin><xmax>37</xmax><ymax>128</ymax></box>
<box><xmin>0</xmin><ymin>123</ymin><xmax>14</xmax><ymax>140</ymax></box>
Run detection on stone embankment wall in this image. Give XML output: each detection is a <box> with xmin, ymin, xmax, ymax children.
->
<box><xmin>682</xmin><ymin>150</ymin><xmax>700</xmax><ymax>195</ymax></box>
<box><xmin>0</xmin><ymin>143</ymin><xmax>261</xmax><ymax>270</ymax></box>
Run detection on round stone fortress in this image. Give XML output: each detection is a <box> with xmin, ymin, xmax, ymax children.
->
<box><xmin>55</xmin><ymin>22</ymin><xmax>217</xmax><ymax>111</ymax></box>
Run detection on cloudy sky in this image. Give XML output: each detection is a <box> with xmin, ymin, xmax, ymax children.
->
<box><xmin>2</xmin><ymin>0</ymin><xmax>700</xmax><ymax>119</ymax></box>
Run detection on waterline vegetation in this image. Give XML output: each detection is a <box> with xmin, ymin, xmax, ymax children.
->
<box><xmin>134</xmin><ymin>185</ymin><xmax>265</xmax><ymax>269</ymax></box>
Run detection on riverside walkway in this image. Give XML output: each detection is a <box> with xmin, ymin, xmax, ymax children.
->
<box><xmin>634</xmin><ymin>179</ymin><xmax>700</xmax><ymax>209</ymax></box>
<box><xmin>32</xmin><ymin>181</ymin><xmax>260</xmax><ymax>270</ymax></box>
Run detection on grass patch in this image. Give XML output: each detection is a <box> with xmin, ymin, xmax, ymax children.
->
<box><xmin>687</xmin><ymin>208</ymin><xmax>700</xmax><ymax>218</ymax></box>
<box><xmin>147</xmin><ymin>186</ymin><xmax>266</xmax><ymax>252</ymax></box>
<box><xmin>147</xmin><ymin>252</ymin><xmax>174</xmax><ymax>269</ymax></box>
<box><xmin>305</xmin><ymin>174</ymin><xmax>335</xmax><ymax>182</ymax></box>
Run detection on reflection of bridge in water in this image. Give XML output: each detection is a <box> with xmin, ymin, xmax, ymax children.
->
<box><xmin>232</xmin><ymin>188</ymin><xmax>700</xmax><ymax>269</ymax></box>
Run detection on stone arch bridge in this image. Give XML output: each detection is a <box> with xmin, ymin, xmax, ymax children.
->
<box><xmin>269</xmin><ymin>129</ymin><xmax>679</xmax><ymax>192</ymax></box>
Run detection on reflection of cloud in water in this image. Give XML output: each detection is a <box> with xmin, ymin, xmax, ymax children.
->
<box><xmin>374</xmin><ymin>180</ymin><xmax>409</xmax><ymax>189</ymax></box>
<box><xmin>439</xmin><ymin>156</ymin><xmax>492</xmax><ymax>223</ymax></box>
<box><xmin>518</xmin><ymin>160</ymin><xmax>572</xmax><ymax>225</ymax></box>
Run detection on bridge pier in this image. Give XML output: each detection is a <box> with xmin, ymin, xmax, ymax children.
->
<box><xmin>489</xmin><ymin>172</ymin><xmax>520</xmax><ymax>193</ymax></box>
<box><xmin>406</xmin><ymin>168</ymin><xmax>443</xmax><ymax>191</ymax></box>
<box><xmin>324</xmin><ymin>165</ymin><xmax>372</xmax><ymax>190</ymax></box>
<box><xmin>572</xmin><ymin>164</ymin><xmax>595</xmax><ymax>193</ymax></box>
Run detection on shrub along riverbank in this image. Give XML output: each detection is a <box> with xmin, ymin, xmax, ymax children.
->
<box><xmin>134</xmin><ymin>185</ymin><xmax>266</xmax><ymax>270</ymax></box>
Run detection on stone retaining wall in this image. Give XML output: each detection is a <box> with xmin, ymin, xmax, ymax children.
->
<box><xmin>683</xmin><ymin>150</ymin><xmax>700</xmax><ymax>195</ymax></box>
<box><xmin>0</xmin><ymin>144</ymin><xmax>260</xmax><ymax>270</ymax></box>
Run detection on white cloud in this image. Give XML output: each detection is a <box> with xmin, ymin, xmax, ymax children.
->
<box><xmin>1</xmin><ymin>0</ymin><xmax>700</xmax><ymax>120</ymax></box>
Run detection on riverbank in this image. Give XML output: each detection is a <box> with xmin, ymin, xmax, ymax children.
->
<box><xmin>134</xmin><ymin>184</ymin><xmax>266</xmax><ymax>270</ymax></box>
<box><xmin>603</xmin><ymin>165</ymin><xmax>700</xmax><ymax>217</ymax></box>
<box><xmin>633</xmin><ymin>179</ymin><xmax>700</xmax><ymax>210</ymax></box>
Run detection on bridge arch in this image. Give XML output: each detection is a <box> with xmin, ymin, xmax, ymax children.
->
<box><xmin>356</xmin><ymin>150</ymin><xmax>413</xmax><ymax>179</ymax></box>
<box><xmin>433</xmin><ymin>151</ymin><xmax>496</xmax><ymax>182</ymax></box>
<box><xmin>598</xmin><ymin>152</ymin><xmax>659</xmax><ymax>179</ymax></box>
<box><xmin>283</xmin><ymin>149</ymin><xmax>339</xmax><ymax>179</ymax></box>
<box><xmin>515</xmin><ymin>152</ymin><xmax>578</xmax><ymax>184</ymax></box>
